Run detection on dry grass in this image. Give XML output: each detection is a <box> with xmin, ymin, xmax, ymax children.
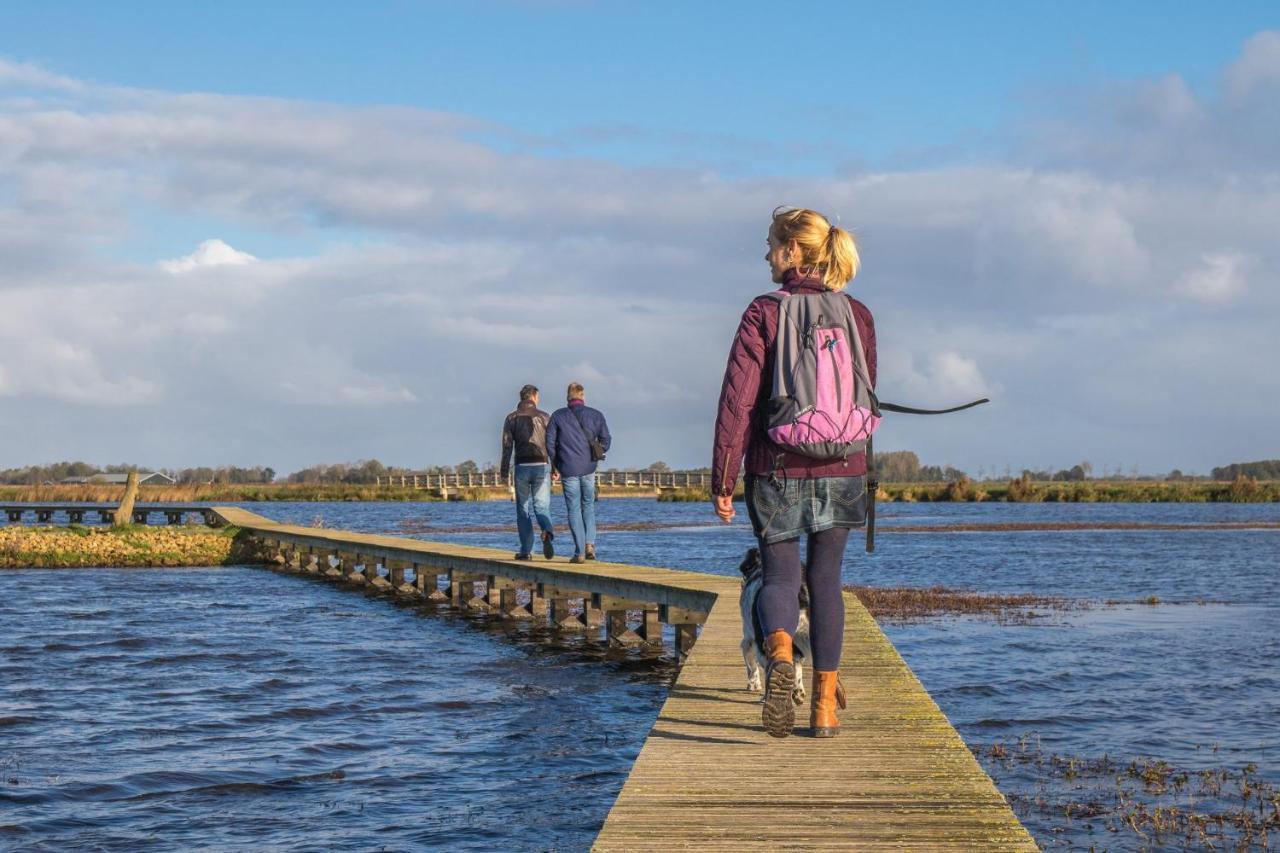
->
<box><xmin>0</xmin><ymin>525</ymin><xmax>262</xmax><ymax>568</ymax></box>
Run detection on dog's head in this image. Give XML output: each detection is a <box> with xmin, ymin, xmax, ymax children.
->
<box><xmin>738</xmin><ymin>547</ymin><xmax>762</xmax><ymax>584</ymax></box>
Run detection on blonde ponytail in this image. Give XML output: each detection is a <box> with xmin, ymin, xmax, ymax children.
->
<box><xmin>770</xmin><ymin>206</ymin><xmax>860</xmax><ymax>290</ymax></box>
<box><xmin>820</xmin><ymin>225</ymin><xmax>859</xmax><ymax>290</ymax></box>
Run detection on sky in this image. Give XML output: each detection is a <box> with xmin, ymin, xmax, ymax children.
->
<box><xmin>1</xmin><ymin>1</ymin><xmax>1278</xmax><ymax>476</ymax></box>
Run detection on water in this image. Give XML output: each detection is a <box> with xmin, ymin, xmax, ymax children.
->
<box><xmin>3</xmin><ymin>499</ymin><xmax>1278</xmax><ymax>850</ymax></box>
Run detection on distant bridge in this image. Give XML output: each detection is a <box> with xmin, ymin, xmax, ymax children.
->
<box><xmin>375</xmin><ymin>470</ymin><xmax>713</xmax><ymax>491</ymax></box>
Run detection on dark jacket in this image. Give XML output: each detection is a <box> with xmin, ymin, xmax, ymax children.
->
<box><xmin>711</xmin><ymin>269</ymin><xmax>877</xmax><ymax>497</ymax></box>
<box><xmin>500</xmin><ymin>400</ymin><xmax>551</xmax><ymax>478</ymax></box>
<box><xmin>546</xmin><ymin>400</ymin><xmax>612</xmax><ymax>478</ymax></box>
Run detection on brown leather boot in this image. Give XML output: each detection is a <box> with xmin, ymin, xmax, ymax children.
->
<box><xmin>810</xmin><ymin>671</ymin><xmax>847</xmax><ymax>738</ymax></box>
<box><xmin>762</xmin><ymin>629</ymin><xmax>796</xmax><ymax>738</ymax></box>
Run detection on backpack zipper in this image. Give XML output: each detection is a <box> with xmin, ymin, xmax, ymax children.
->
<box><xmin>826</xmin><ymin>338</ymin><xmax>843</xmax><ymax>411</ymax></box>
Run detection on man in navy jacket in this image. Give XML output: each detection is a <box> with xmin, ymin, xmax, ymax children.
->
<box><xmin>546</xmin><ymin>382</ymin><xmax>612</xmax><ymax>563</ymax></box>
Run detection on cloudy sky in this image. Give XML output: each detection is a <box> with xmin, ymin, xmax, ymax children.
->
<box><xmin>1</xmin><ymin>2</ymin><xmax>1277</xmax><ymax>476</ymax></box>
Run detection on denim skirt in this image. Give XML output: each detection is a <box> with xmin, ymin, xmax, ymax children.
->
<box><xmin>744</xmin><ymin>474</ymin><xmax>868</xmax><ymax>544</ymax></box>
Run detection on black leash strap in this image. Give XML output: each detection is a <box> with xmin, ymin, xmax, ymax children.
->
<box><xmin>864</xmin><ymin>397</ymin><xmax>988</xmax><ymax>553</ymax></box>
<box><xmin>878</xmin><ymin>397</ymin><xmax>989</xmax><ymax>415</ymax></box>
<box><xmin>865</xmin><ymin>435</ymin><xmax>877</xmax><ymax>554</ymax></box>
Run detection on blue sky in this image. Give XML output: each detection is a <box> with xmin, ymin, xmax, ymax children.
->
<box><xmin>7</xmin><ymin>0</ymin><xmax>1276</xmax><ymax>175</ymax></box>
<box><xmin>2</xmin><ymin>4</ymin><xmax>1279</xmax><ymax>475</ymax></box>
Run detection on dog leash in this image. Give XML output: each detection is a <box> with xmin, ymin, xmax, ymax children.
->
<box><xmin>865</xmin><ymin>397</ymin><xmax>989</xmax><ymax>554</ymax></box>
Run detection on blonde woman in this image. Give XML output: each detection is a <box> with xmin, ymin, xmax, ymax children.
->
<box><xmin>712</xmin><ymin>207</ymin><xmax>876</xmax><ymax>738</ymax></box>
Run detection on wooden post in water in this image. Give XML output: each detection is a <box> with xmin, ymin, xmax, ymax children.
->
<box><xmin>674</xmin><ymin>624</ymin><xmax>698</xmax><ymax>659</ymax></box>
<box><xmin>114</xmin><ymin>471</ymin><xmax>139</xmax><ymax>528</ymax></box>
<box><xmin>324</xmin><ymin>551</ymin><xmax>344</xmax><ymax>578</ymax></box>
<box><xmin>639</xmin><ymin>610</ymin><xmax>662</xmax><ymax>646</ymax></box>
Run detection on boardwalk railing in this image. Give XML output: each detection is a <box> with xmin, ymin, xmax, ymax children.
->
<box><xmin>374</xmin><ymin>470</ymin><xmax>713</xmax><ymax>490</ymax></box>
<box><xmin>1</xmin><ymin>503</ymin><xmax>216</xmax><ymax>526</ymax></box>
<box><xmin>214</xmin><ymin>506</ymin><xmax>1036</xmax><ymax>850</ymax></box>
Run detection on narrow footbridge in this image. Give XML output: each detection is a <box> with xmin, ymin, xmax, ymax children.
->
<box><xmin>214</xmin><ymin>507</ymin><xmax>1036</xmax><ymax>851</ymax></box>
<box><xmin>2</xmin><ymin>503</ymin><xmax>215</xmax><ymax>526</ymax></box>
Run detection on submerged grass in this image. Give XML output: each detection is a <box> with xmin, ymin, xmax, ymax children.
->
<box><xmin>846</xmin><ymin>585</ymin><xmax>1085</xmax><ymax>624</ymax></box>
<box><xmin>0</xmin><ymin>524</ymin><xmax>265</xmax><ymax>568</ymax></box>
<box><xmin>981</xmin><ymin>734</ymin><xmax>1279</xmax><ymax>850</ymax></box>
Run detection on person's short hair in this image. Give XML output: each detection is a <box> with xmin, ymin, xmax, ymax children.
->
<box><xmin>520</xmin><ymin>384</ymin><xmax>539</xmax><ymax>401</ymax></box>
<box><xmin>567</xmin><ymin>382</ymin><xmax>584</xmax><ymax>401</ymax></box>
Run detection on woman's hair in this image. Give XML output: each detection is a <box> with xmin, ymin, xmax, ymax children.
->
<box><xmin>771</xmin><ymin>206</ymin><xmax>859</xmax><ymax>290</ymax></box>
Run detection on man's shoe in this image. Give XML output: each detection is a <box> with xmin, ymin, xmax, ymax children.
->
<box><xmin>570</xmin><ymin>554</ymin><xmax>585</xmax><ymax>564</ymax></box>
<box><xmin>762</xmin><ymin>629</ymin><xmax>796</xmax><ymax>738</ymax></box>
<box><xmin>585</xmin><ymin>544</ymin><xmax>596</xmax><ymax>560</ymax></box>
<box><xmin>541</xmin><ymin>531</ymin><xmax>555</xmax><ymax>560</ymax></box>
<box><xmin>809</xmin><ymin>670</ymin><xmax>847</xmax><ymax>738</ymax></box>
<box><xmin>514</xmin><ymin>552</ymin><xmax>531</xmax><ymax>561</ymax></box>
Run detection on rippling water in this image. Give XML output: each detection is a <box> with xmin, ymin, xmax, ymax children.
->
<box><xmin>3</xmin><ymin>499</ymin><xmax>1278</xmax><ymax>850</ymax></box>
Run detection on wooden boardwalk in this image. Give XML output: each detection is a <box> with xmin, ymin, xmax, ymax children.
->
<box><xmin>213</xmin><ymin>507</ymin><xmax>1036</xmax><ymax>851</ymax></box>
<box><xmin>595</xmin><ymin>592</ymin><xmax>1036</xmax><ymax>850</ymax></box>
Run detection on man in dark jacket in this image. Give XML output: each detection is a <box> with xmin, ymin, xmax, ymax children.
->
<box><xmin>546</xmin><ymin>382</ymin><xmax>612</xmax><ymax>563</ymax></box>
<box><xmin>500</xmin><ymin>384</ymin><xmax>556</xmax><ymax>560</ymax></box>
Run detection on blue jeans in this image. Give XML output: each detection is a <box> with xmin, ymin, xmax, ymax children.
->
<box><xmin>514</xmin><ymin>465</ymin><xmax>554</xmax><ymax>556</ymax></box>
<box><xmin>561</xmin><ymin>474</ymin><xmax>597</xmax><ymax>555</ymax></box>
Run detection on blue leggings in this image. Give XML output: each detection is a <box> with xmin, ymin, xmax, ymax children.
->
<box><xmin>755</xmin><ymin>527</ymin><xmax>849</xmax><ymax>672</ymax></box>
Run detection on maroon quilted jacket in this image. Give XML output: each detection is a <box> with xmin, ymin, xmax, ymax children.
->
<box><xmin>711</xmin><ymin>269</ymin><xmax>876</xmax><ymax>497</ymax></box>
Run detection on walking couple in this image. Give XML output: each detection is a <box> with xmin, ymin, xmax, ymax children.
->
<box><xmin>499</xmin><ymin>383</ymin><xmax>612</xmax><ymax>564</ymax></box>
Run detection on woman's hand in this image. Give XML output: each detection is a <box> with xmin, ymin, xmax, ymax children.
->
<box><xmin>714</xmin><ymin>494</ymin><xmax>736</xmax><ymax>523</ymax></box>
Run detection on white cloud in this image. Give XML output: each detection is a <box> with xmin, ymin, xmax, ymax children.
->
<box><xmin>159</xmin><ymin>238</ymin><xmax>256</xmax><ymax>273</ymax></box>
<box><xmin>1</xmin><ymin>37</ymin><xmax>1279</xmax><ymax>473</ymax></box>
<box><xmin>1225</xmin><ymin>30</ymin><xmax>1280</xmax><ymax>102</ymax></box>
<box><xmin>0</xmin><ymin>58</ymin><xmax>84</xmax><ymax>93</ymax></box>
<box><xmin>1178</xmin><ymin>251</ymin><xmax>1253</xmax><ymax>303</ymax></box>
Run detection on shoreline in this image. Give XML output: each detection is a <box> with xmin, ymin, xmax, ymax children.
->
<box><xmin>5</xmin><ymin>477</ymin><xmax>1280</xmax><ymax>504</ymax></box>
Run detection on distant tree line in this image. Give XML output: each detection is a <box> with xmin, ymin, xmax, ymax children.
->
<box><xmin>1211</xmin><ymin>460</ymin><xmax>1280</xmax><ymax>481</ymax></box>
<box><xmin>872</xmin><ymin>451</ymin><xmax>969</xmax><ymax>483</ymax></box>
<box><xmin>0</xmin><ymin>461</ymin><xmax>274</xmax><ymax>485</ymax></box>
<box><xmin>9</xmin><ymin>455</ymin><xmax>1274</xmax><ymax>486</ymax></box>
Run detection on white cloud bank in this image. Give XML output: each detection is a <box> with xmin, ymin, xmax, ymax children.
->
<box><xmin>1</xmin><ymin>35</ymin><xmax>1279</xmax><ymax>473</ymax></box>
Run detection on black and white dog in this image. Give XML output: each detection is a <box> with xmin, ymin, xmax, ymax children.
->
<box><xmin>738</xmin><ymin>547</ymin><xmax>810</xmax><ymax>705</ymax></box>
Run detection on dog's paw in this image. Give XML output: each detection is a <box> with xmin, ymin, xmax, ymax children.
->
<box><xmin>746</xmin><ymin>673</ymin><xmax>764</xmax><ymax>693</ymax></box>
<box><xmin>792</xmin><ymin>684</ymin><xmax>807</xmax><ymax>706</ymax></box>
